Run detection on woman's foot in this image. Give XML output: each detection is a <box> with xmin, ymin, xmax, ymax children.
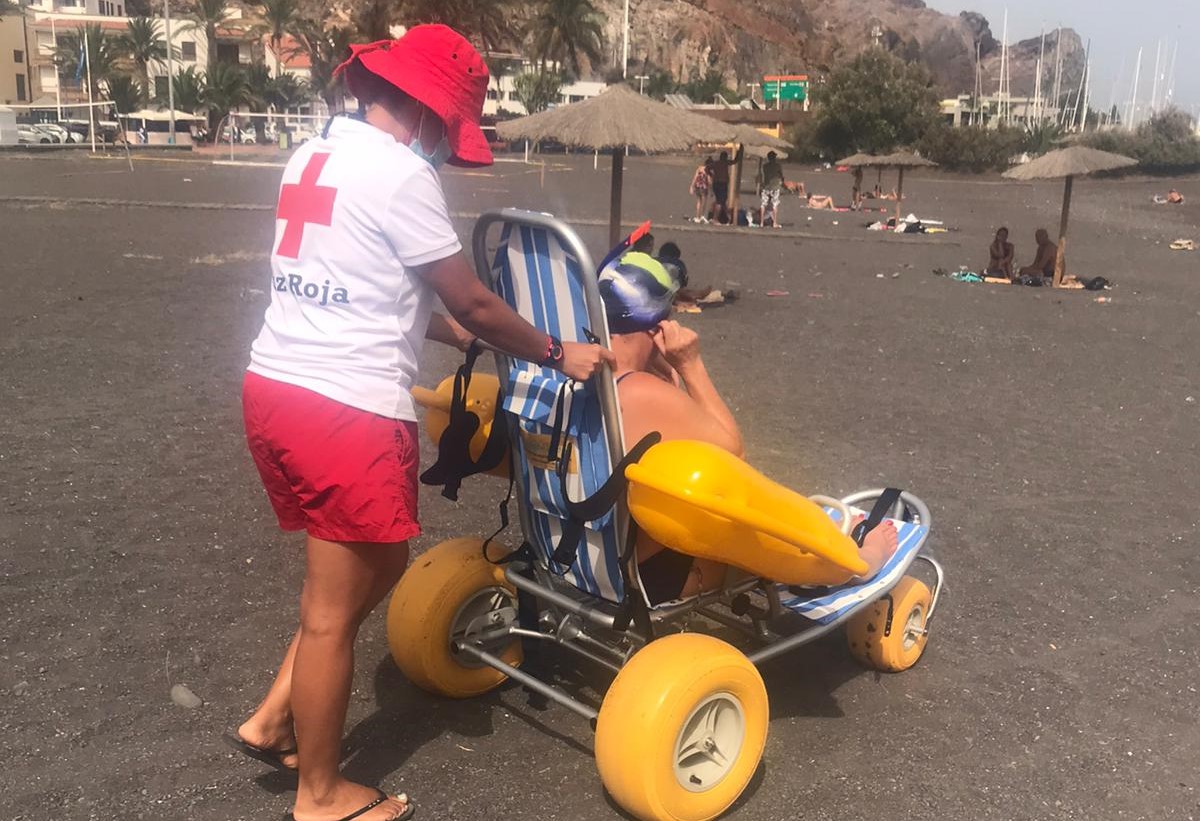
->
<box><xmin>293</xmin><ymin>780</ymin><xmax>411</xmax><ymax>821</ymax></box>
<box><xmin>235</xmin><ymin>714</ymin><xmax>299</xmax><ymax>770</ymax></box>
<box><xmin>853</xmin><ymin>516</ymin><xmax>899</xmax><ymax>580</ymax></box>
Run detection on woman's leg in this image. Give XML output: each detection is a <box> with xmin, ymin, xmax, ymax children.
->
<box><xmin>290</xmin><ymin>535</ymin><xmax>411</xmax><ymax>821</ymax></box>
<box><xmin>236</xmin><ymin>548</ymin><xmax>406</xmax><ymax>769</ymax></box>
<box><xmin>236</xmin><ymin>632</ymin><xmax>301</xmax><ymax>767</ymax></box>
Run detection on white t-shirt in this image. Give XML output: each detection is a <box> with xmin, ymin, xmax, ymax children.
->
<box><xmin>248</xmin><ymin>116</ymin><xmax>462</xmax><ymax>421</ymax></box>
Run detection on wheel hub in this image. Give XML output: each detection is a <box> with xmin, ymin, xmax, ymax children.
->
<box><xmin>902</xmin><ymin>603</ymin><xmax>926</xmax><ymax>651</ymax></box>
<box><xmin>449</xmin><ymin>586</ymin><xmax>517</xmax><ymax>668</ymax></box>
<box><xmin>673</xmin><ymin>692</ymin><xmax>746</xmax><ymax>792</ymax></box>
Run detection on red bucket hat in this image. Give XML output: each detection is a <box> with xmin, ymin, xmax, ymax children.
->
<box><xmin>335</xmin><ymin>25</ymin><xmax>493</xmax><ymax>167</ymax></box>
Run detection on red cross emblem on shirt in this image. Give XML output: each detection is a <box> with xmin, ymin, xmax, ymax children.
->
<box><xmin>275</xmin><ymin>152</ymin><xmax>338</xmax><ymax>259</ymax></box>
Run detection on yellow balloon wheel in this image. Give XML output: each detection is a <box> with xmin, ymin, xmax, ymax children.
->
<box><xmin>386</xmin><ymin>537</ymin><xmax>522</xmax><ymax>698</ymax></box>
<box><xmin>595</xmin><ymin>634</ymin><xmax>768</xmax><ymax>821</ymax></box>
<box><xmin>845</xmin><ymin>576</ymin><xmax>932</xmax><ymax>672</ymax></box>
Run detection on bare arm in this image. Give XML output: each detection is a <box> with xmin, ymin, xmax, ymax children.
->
<box><xmin>646</xmin><ymin>321</ymin><xmax>744</xmax><ymax>457</ymax></box>
<box><xmin>619</xmin><ymin>371</ymin><xmax>744</xmax><ymax>458</ymax></box>
<box><xmin>415</xmin><ymin>251</ymin><xmax>615</xmax><ymax>380</ymax></box>
<box><xmin>425</xmin><ymin>312</ymin><xmax>474</xmax><ymax>351</ymax></box>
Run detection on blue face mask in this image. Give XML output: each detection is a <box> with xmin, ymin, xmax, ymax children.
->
<box><xmin>409</xmin><ymin>110</ymin><xmax>452</xmax><ymax>169</ymax></box>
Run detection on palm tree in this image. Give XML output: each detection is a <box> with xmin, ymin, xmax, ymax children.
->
<box><xmin>187</xmin><ymin>0</ymin><xmax>233</xmax><ymax>75</ymax></box>
<box><xmin>106</xmin><ymin>74</ymin><xmax>144</xmax><ymax>114</ymax></box>
<box><xmin>528</xmin><ymin>0</ymin><xmax>604</xmax><ymax>77</ymax></box>
<box><xmin>202</xmin><ymin>61</ymin><xmax>250</xmax><ymax>131</ymax></box>
<box><xmin>350</xmin><ymin>0</ymin><xmax>394</xmax><ymax>41</ymax></box>
<box><xmin>253</xmin><ymin>0</ymin><xmax>300</xmax><ymax>67</ymax></box>
<box><xmin>401</xmin><ymin>0</ymin><xmax>514</xmax><ymax>53</ymax></box>
<box><xmin>243</xmin><ymin>61</ymin><xmax>271</xmax><ymax>141</ymax></box>
<box><xmin>292</xmin><ymin>20</ymin><xmax>352</xmax><ymax>111</ymax></box>
<box><xmin>121</xmin><ymin>16</ymin><xmax>169</xmax><ymax>95</ymax></box>
<box><xmin>267</xmin><ymin>72</ymin><xmax>310</xmax><ymax>113</ymax></box>
<box><xmin>168</xmin><ymin>65</ymin><xmax>205</xmax><ymax>112</ymax></box>
<box><xmin>55</xmin><ymin>24</ymin><xmax>123</xmax><ymax>99</ymax></box>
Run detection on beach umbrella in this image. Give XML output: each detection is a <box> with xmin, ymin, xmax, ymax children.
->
<box><xmin>835</xmin><ymin>153</ymin><xmax>882</xmax><ymax>203</ymax></box>
<box><xmin>1003</xmin><ymin>146</ymin><xmax>1137</xmax><ymax>286</ymax></box>
<box><xmin>875</xmin><ymin>152</ymin><xmax>937</xmax><ymax>224</ymax></box>
<box><xmin>498</xmin><ymin>84</ymin><xmax>737</xmax><ymax>245</ymax></box>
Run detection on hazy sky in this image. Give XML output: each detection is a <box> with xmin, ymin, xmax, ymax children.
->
<box><xmin>923</xmin><ymin>0</ymin><xmax>1199</xmax><ymax>116</ymax></box>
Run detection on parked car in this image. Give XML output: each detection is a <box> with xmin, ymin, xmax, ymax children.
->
<box><xmin>30</xmin><ymin>124</ymin><xmax>63</xmax><ymax>143</ymax></box>
<box><xmin>17</xmin><ymin>124</ymin><xmax>51</xmax><ymax>143</ymax></box>
<box><xmin>289</xmin><ymin>125</ymin><xmax>317</xmax><ymax>143</ymax></box>
<box><xmin>38</xmin><ymin>123</ymin><xmax>80</xmax><ymax>143</ymax></box>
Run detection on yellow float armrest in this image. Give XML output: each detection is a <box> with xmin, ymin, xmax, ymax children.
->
<box><xmin>412</xmin><ymin>385</ymin><xmax>452</xmax><ymax>412</ymax></box>
<box><xmin>624</xmin><ymin>463</ymin><xmax>869</xmax><ymax>576</ymax></box>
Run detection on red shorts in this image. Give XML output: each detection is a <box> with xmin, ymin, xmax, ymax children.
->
<box><xmin>242</xmin><ymin>371</ymin><xmax>421</xmax><ymax>543</ymax></box>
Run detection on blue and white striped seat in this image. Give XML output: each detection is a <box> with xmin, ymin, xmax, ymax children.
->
<box><xmin>490</xmin><ymin>223</ymin><xmax>628</xmax><ymax>604</ymax></box>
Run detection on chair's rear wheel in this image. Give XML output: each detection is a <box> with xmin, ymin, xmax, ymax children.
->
<box><xmin>845</xmin><ymin>575</ymin><xmax>932</xmax><ymax>672</ymax></box>
<box><xmin>595</xmin><ymin>634</ymin><xmax>768</xmax><ymax>821</ymax></box>
<box><xmin>386</xmin><ymin>537</ymin><xmax>521</xmax><ymax>697</ymax></box>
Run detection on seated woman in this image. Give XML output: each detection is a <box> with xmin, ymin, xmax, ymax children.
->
<box><xmin>985</xmin><ymin>227</ymin><xmax>1015</xmax><ymax>279</ymax></box>
<box><xmin>807</xmin><ymin>193</ymin><xmax>836</xmax><ymax>210</ymax></box>
<box><xmin>598</xmin><ymin>255</ymin><xmax>899</xmax><ymax>604</ymax></box>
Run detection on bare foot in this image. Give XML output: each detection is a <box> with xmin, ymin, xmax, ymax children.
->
<box><xmin>236</xmin><ymin>715</ymin><xmax>299</xmax><ymax>770</ymax></box>
<box><xmin>293</xmin><ymin>781</ymin><xmax>410</xmax><ymax>821</ymax></box>
<box><xmin>851</xmin><ymin>515</ymin><xmax>899</xmax><ymax>581</ymax></box>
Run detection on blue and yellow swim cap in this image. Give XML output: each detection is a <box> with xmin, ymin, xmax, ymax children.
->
<box><xmin>598</xmin><ymin>251</ymin><xmax>680</xmax><ymax>333</ymax></box>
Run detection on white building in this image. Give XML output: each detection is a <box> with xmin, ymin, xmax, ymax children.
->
<box><xmin>483</xmin><ymin>74</ymin><xmax>607</xmax><ymax>117</ymax></box>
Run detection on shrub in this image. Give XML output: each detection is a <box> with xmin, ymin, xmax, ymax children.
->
<box><xmin>1083</xmin><ymin>109</ymin><xmax>1200</xmax><ymax>175</ymax></box>
<box><xmin>918</xmin><ymin>124</ymin><xmax>1028</xmax><ymax>172</ymax></box>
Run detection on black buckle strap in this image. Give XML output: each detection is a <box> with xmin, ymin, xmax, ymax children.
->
<box><xmin>419</xmin><ymin>342</ymin><xmax>511</xmax><ymax>501</ymax></box>
<box><xmin>548</xmin><ymin>432</ymin><xmax>662</xmax><ymax>570</ymax></box>
<box><xmin>850</xmin><ymin>487</ymin><xmax>903</xmax><ymax>547</ymax></box>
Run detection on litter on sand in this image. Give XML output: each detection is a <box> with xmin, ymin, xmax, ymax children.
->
<box><xmin>1170</xmin><ymin>239</ymin><xmax>1196</xmax><ymax>251</ymax></box>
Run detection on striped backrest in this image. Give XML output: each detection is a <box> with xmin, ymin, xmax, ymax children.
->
<box><xmin>485</xmin><ymin>219</ymin><xmax>628</xmax><ymax>603</ymax></box>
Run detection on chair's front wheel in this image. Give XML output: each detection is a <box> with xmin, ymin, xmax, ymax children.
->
<box><xmin>386</xmin><ymin>537</ymin><xmax>521</xmax><ymax>698</ymax></box>
<box><xmin>846</xmin><ymin>575</ymin><xmax>932</xmax><ymax>672</ymax></box>
<box><xmin>595</xmin><ymin>634</ymin><xmax>768</xmax><ymax>821</ymax></box>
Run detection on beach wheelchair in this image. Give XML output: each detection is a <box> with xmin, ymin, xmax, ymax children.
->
<box><xmin>387</xmin><ymin>210</ymin><xmax>945</xmax><ymax>821</ymax></box>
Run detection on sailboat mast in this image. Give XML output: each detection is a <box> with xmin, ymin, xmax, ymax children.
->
<box><xmin>1052</xmin><ymin>28</ymin><xmax>1064</xmax><ymax>125</ymax></box>
<box><xmin>1127</xmin><ymin>47</ymin><xmax>1142</xmax><ymax>130</ymax></box>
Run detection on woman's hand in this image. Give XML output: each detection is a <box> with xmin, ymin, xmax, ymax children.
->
<box><xmin>652</xmin><ymin>320</ymin><xmax>701</xmax><ymax>371</ymax></box>
<box><xmin>559</xmin><ymin>341</ymin><xmax>617</xmax><ymax>382</ymax></box>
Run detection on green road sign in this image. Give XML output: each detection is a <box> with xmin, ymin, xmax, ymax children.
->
<box><xmin>763</xmin><ymin>77</ymin><xmax>808</xmax><ymax>103</ymax></box>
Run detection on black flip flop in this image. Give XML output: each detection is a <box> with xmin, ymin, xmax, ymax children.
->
<box><xmin>222</xmin><ymin>732</ymin><xmax>298</xmax><ymax>773</ymax></box>
<box><xmin>290</xmin><ymin>788</ymin><xmax>415</xmax><ymax>821</ymax></box>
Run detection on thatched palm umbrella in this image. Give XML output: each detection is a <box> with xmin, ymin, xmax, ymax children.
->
<box><xmin>875</xmin><ymin>152</ymin><xmax>937</xmax><ymax>223</ymax></box>
<box><xmin>835</xmin><ymin>153</ymin><xmax>882</xmax><ymax>205</ymax></box>
<box><xmin>498</xmin><ymin>84</ymin><xmax>736</xmax><ymax>245</ymax></box>
<box><xmin>1002</xmin><ymin>146</ymin><xmax>1137</xmax><ymax>286</ymax></box>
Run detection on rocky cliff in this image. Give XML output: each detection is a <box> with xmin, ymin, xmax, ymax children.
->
<box><xmin>593</xmin><ymin>0</ymin><xmax>1085</xmax><ymax>99</ymax></box>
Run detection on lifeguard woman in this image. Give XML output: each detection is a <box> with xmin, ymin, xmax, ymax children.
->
<box><xmin>230</xmin><ymin>26</ymin><xmax>613</xmax><ymax>821</ymax></box>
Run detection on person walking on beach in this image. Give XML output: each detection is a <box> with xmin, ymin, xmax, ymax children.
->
<box><xmin>689</xmin><ymin>158</ymin><xmax>713</xmax><ymax>223</ymax></box>
<box><xmin>758</xmin><ymin>151</ymin><xmax>785</xmax><ymax>228</ymax></box>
